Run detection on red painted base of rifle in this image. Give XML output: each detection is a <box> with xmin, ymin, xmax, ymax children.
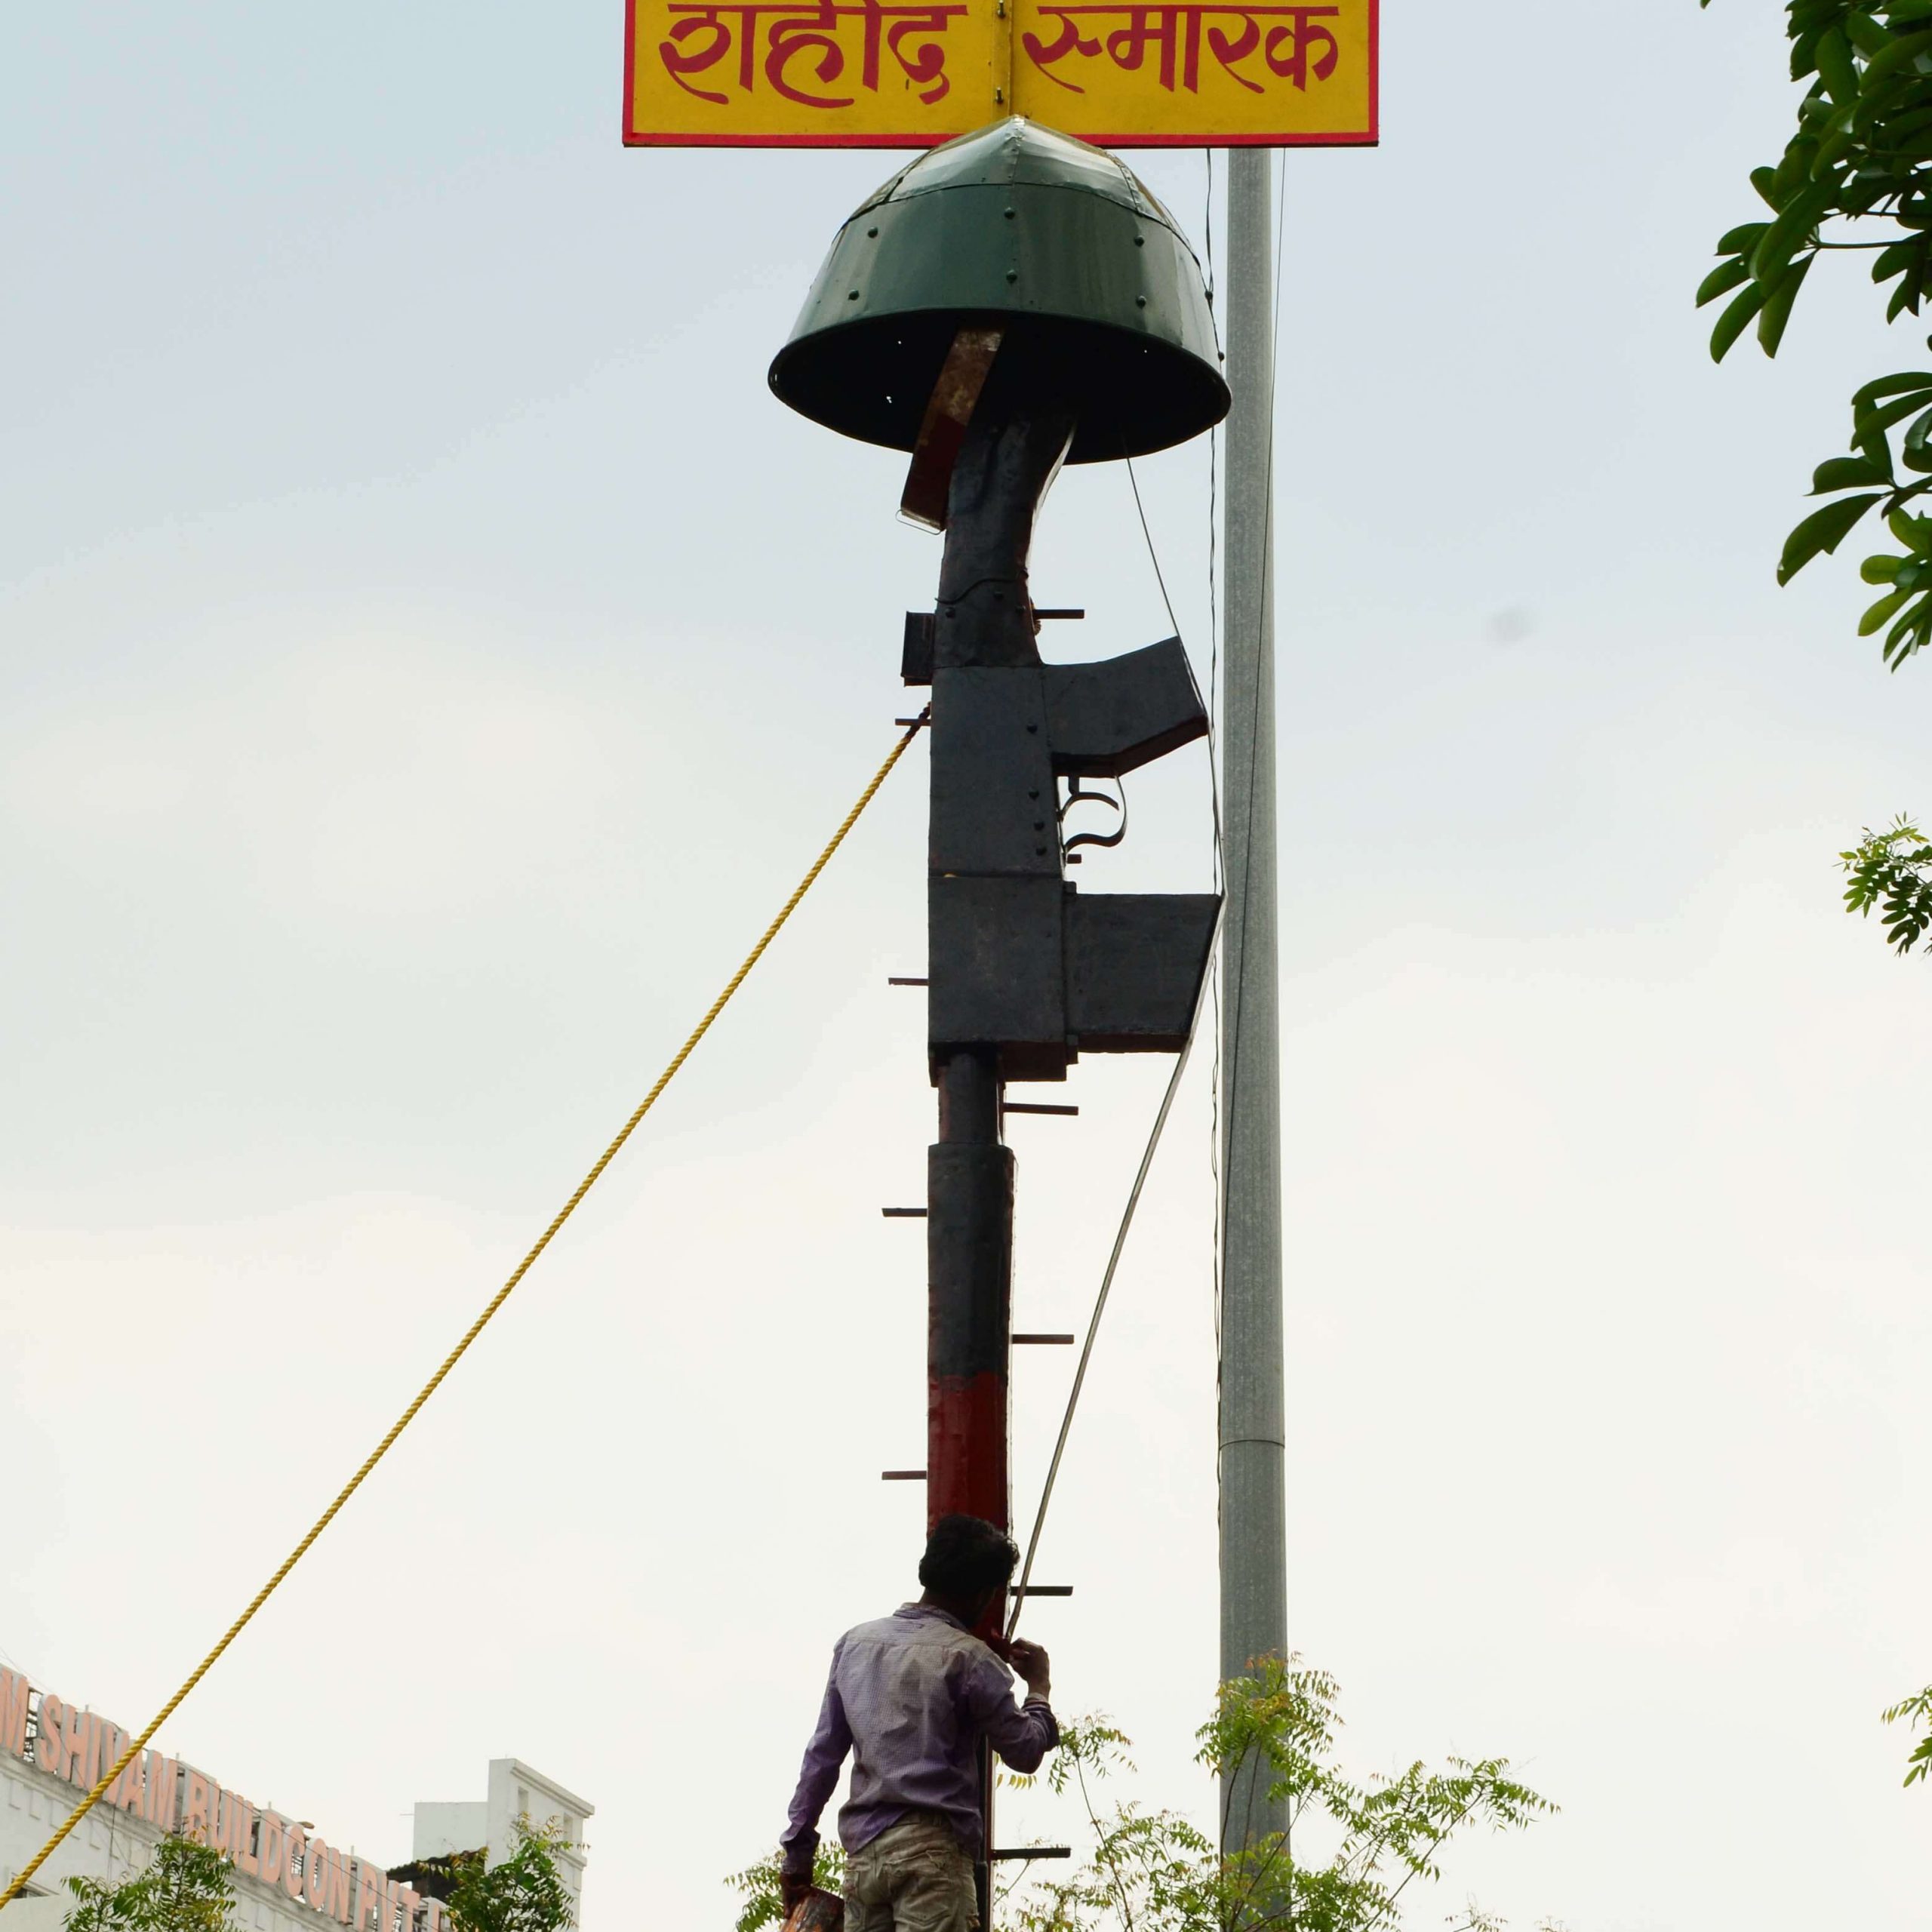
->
<box><xmin>928</xmin><ymin>1370</ymin><xmax>1009</xmax><ymax>1538</ymax></box>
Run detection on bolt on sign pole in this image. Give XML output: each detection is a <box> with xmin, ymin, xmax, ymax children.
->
<box><xmin>1217</xmin><ymin>144</ymin><xmax>1288</xmax><ymax>1858</ymax></box>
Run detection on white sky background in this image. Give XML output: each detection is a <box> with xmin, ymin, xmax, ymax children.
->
<box><xmin>3</xmin><ymin>2</ymin><xmax>1930</xmax><ymax>1927</ymax></box>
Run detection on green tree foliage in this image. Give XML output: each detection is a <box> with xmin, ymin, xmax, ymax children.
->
<box><xmin>1839</xmin><ymin>815</ymin><xmax>1932</xmax><ymax>946</ymax></box>
<box><xmin>1017</xmin><ymin>1661</ymin><xmax>1555</xmax><ymax>1932</ymax></box>
<box><xmin>62</xmin><ymin>1835</ymin><xmax>241</xmax><ymax>1932</ymax></box>
<box><xmin>444</xmin><ymin>1820</ymin><xmax>576</xmax><ymax>1932</ymax></box>
<box><xmin>734</xmin><ymin>1660</ymin><xmax>1558</xmax><ymax>1932</ymax></box>
<box><xmin>1701</xmin><ymin>6</ymin><xmax>1932</xmax><ymax>1726</ymax></box>
<box><xmin>1700</xmin><ymin>5</ymin><xmax>1932</xmax><ymax>968</ymax></box>
<box><xmin>1699</xmin><ymin>1</ymin><xmax>1932</xmax><ymax>663</ymax></box>
<box><xmin>727</xmin><ymin>1845</ymin><xmax>846</xmax><ymax>1932</ymax></box>
<box><xmin>1881</xmin><ymin>1684</ymin><xmax>1932</xmax><ymax>1783</ymax></box>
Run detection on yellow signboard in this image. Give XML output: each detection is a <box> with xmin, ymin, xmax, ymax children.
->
<box><xmin>623</xmin><ymin>0</ymin><xmax>1376</xmax><ymax>147</ymax></box>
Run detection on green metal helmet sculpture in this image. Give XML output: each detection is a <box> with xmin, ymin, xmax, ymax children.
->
<box><xmin>769</xmin><ymin>117</ymin><xmax>1228</xmax><ymax>464</ymax></box>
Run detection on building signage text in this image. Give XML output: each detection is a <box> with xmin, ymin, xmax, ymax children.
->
<box><xmin>624</xmin><ymin>0</ymin><xmax>1377</xmax><ymax>146</ymax></box>
<box><xmin>0</xmin><ymin>1668</ymin><xmax>451</xmax><ymax>1932</ymax></box>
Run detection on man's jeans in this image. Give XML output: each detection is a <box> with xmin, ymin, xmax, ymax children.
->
<box><xmin>843</xmin><ymin>1814</ymin><xmax>978</xmax><ymax>1932</ymax></box>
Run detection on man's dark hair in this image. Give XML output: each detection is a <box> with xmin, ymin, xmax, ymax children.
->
<box><xmin>918</xmin><ymin>1514</ymin><xmax>1019</xmax><ymax>1605</ymax></box>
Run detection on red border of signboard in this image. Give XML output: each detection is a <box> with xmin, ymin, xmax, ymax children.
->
<box><xmin>622</xmin><ymin>0</ymin><xmax>1379</xmax><ymax>147</ymax></box>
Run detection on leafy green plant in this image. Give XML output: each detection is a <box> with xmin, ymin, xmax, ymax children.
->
<box><xmin>1839</xmin><ymin>816</ymin><xmax>1932</xmax><ymax>946</ymax></box>
<box><xmin>62</xmin><ymin>1835</ymin><xmax>241</xmax><ymax>1932</ymax></box>
<box><xmin>1699</xmin><ymin>5</ymin><xmax>1932</xmax><ymax>959</ymax></box>
<box><xmin>1018</xmin><ymin>1661</ymin><xmax>1556</xmax><ymax>1932</ymax></box>
<box><xmin>737</xmin><ymin>1660</ymin><xmax>1558</xmax><ymax>1932</ymax></box>
<box><xmin>445</xmin><ymin>1820</ymin><xmax>576</xmax><ymax>1932</ymax></box>
<box><xmin>1698</xmin><ymin>1</ymin><xmax>1932</xmax><ymax>664</ymax></box>
<box><xmin>1881</xmin><ymin>1684</ymin><xmax>1932</xmax><ymax>1785</ymax></box>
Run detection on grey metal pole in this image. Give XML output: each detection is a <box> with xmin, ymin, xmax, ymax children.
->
<box><xmin>1217</xmin><ymin>145</ymin><xmax>1288</xmax><ymax>1857</ymax></box>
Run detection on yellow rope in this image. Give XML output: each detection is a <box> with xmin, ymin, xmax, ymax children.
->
<box><xmin>0</xmin><ymin>712</ymin><xmax>927</xmax><ymax>1912</ymax></box>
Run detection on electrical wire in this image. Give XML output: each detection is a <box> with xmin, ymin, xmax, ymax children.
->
<box><xmin>1124</xmin><ymin>454</ymin><xmax>1181</xmax><ymax>643</ymax></box>
<box><xmin>0</xmin><ymin>710</ymin><xmax>929</xmax><ymax>1915</ymax></box>
<box><xmin>1004</xmin><ymin>935</ymin><xmax>1218</xmax><ymax>1644</ymax></box>
<box><xmin>1004</xmin><ymin>208</ymin><xmax>1236</xmax><ymax>1633</ymax></box>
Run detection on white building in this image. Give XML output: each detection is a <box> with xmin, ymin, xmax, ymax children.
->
<box><xmin>405</xmin><ymin>1761</ymin><xmax>592</xmax><ymax>1918</ymax></box>
<box><xmin>0</xmin><ymin>1663</ymin><xmax>590</xmax><ymax>1932</ymax></box>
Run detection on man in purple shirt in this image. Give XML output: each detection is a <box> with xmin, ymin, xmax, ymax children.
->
<box><xmin>779</xmin><ymin>1515</ymin><xmax>1059</xmax><ymax>1931</ymax></box>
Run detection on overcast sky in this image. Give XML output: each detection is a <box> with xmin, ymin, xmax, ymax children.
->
<box><xmin>4</xmin><ymin>4</ymin><xmax>1930</xmax><ymax>1929</ymax></box>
